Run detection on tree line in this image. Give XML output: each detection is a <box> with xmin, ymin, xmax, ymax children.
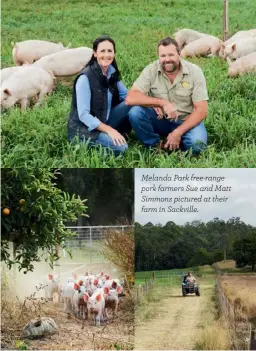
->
<box><xmin>56</xmin><ymin>168</ymin><xmax>134</xmax><ymax>225</ymax></box>
<box><xmin>135</xmin><ymin>218</ymin><xmax>256</xmax><ymax>272</ymax></box>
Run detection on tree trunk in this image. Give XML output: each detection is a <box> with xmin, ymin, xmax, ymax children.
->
<box><xmin>12</xmin><ymin>241</ymin><xmax>17</xmax><ymax>261</ymax></box>
<box><xmin>12</xmin><ymin>241</ymin><xmax>17</xmax><ymax>283</ymax></box>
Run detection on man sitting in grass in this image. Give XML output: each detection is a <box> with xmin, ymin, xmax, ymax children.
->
<box><xmin>125</xmin><ymin>37</ymin><xmax>208</xmax><ymax>155</ymax></box>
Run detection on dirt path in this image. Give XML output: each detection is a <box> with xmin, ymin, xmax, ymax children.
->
<box><xmin>135</xmin><ymin>283</ymin><xmax>214</xmax><ymax>350</ymax></box>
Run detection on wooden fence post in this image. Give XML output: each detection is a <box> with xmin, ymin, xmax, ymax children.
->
<box><xmin>223</xmin><ymin>0</ymin><xmax>229</xmax><ymax>41</ymax></box>
<box><xmin>251</xmin><ymin>328</ymin><xmax>256</xmax><ymax>351</ymax></box>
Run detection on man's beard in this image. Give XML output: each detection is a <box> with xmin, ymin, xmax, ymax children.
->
<box><xmin>162</xmin><ymin>61</ymin><xmax>178</xmax><ymax>73</ymax></box>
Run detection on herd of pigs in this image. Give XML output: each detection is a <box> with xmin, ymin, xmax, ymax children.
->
<box><xmin>1</xmin><ymin>42</ymin><xmax>92</xmax><ymax>109</ymax></box>
<box><xmin>176</xmin><ymin>28</ymin><xmax>256</xmax><ymax>76</ymax></box>
<box><xmin>44</xmin><ymin>271</ymin><xmax>125</xmax><ymax>327</ymax></box>
<box><xmin>1</xmin><ymin>28</ymin><xmax>256</xmax><ymax>110</ymax></box>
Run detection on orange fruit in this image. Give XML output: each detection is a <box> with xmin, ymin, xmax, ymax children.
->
<box><xmin>19</xmin><ymin>199</ymin><xmax>25</xmax><ymax>205</ymax></box>
<box><xmin>3</xmin><ymin>208</ymin><xmax>10</xmax><ymax>215</ymax></box>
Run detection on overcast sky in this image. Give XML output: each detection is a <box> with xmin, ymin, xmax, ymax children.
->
<box><xmin>135</xmin><ymin>169</ymin><xmax>256</xmax><ymax>226</ymax></box>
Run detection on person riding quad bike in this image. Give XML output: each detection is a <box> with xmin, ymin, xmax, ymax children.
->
<box><xmin>182</xmin><ymin>271</ymin><xmax>200</xmax><ymax>296</ymax></box>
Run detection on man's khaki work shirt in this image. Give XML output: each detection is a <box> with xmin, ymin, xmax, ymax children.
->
<box><xmin>133</xmin><ymin>59</ymin><xmax>209</xmax><ymax>120</ymax></box>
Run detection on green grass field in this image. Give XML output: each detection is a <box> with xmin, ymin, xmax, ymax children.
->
<box><xmin>2</xmin><ymin>0</ymin><xmax>256</xmax><ymax>167</ymax></box>
<box><xmin>135</xmin><ymin>265</ymin><xmax>216</xmax><ymax>286</ymax></box>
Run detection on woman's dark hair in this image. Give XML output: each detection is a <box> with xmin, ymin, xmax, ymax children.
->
<box><xmin>85</xmin><ymin>35</ymin><xmax>121</xmax><ymax>79</ymax></box>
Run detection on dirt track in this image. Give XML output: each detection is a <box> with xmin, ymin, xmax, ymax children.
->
<box><xmin>135</xmin><ymin>282</ymin><xmax>215</xmax><ymax>350</ymax></box>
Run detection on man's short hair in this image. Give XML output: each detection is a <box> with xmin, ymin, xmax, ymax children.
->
<box><xmin>158</xmin><ymin>37</ymin><xmax>180</xmax><ymax>54</ymax></box>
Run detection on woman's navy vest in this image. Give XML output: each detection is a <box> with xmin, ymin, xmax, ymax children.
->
<box><xmin>68</xmin><ymin>61</ymin><xmax>120</xmax><ymax>141</ymax></box>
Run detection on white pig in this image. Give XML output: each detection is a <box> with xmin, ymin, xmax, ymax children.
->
<box><xmin>0</xmin><ymin>66</ymin><xmax>54</xmax><ymax>109</ymax></box>
<box><xmin>1</xmin><ymin>65</ymin><xmax>30</xmax><ymax>85</ymax></box>
<box><xmin>12</xmin><ymin>40</ymin><xmax>70</xmax><ymax>65</ymax></box>
<box><xmin>61</xmin><ymin>281</ymin><xmax>76</xmax><ymax>313</ymax></box>
<box><xmin>33</xmin><ymin>47</ymin><xmax>93</xmax><ymax>77</ymax></box>
<box><xmin>227</xmin><ymin>52</ymin><xmax>256</xmax><ymax>77</ymax></box>
<box><xmin>224</xmin><ymin>29</ymin><xmax>256</xmax><ymax>46</ymax></box>
<box><xmin>87</xmin><ymin>279</ymin><xmax>102</xmax><ymax>296</ymax></box>
<box><xmin>72</xmin><ymin>283</ymin><xmax>87</xmax><ymax>319</ymax></box>
<box><xmin>44</xmin><ymin>273</ymin><xmax>60</xmax><ymax>300</ymax></box>
<box><xmin>83</xmin><ymin>291</ymin><xmax>105</xmax><ymax>327</ymax></box>
<box><xmin>181</xmin><ymin>36</ymin><xmax>222</xmax><ymax>58</ymax></box>
<box><xmin>174</xmin><ymin>29</ymin><xmax>209</xmax><ymax>50</ymax></box>
<box><xmin>220</xmin><ymin>36</ymin><xmax>256</xmax><ymax>60</ymax></box>
<box><xmin>103</xmin><ymin>286</ymin><xmax>119</xmax><ymax>320</ymax></box>
<box><xmin>104</xmin><ymin>279</ymin><xmax>124</xmax><ymax>296</ymax></box>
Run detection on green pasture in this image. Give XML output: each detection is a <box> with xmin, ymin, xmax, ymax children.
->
<box><xmin>135</xmin><ymin>265</ymin><xmax>216</xmax><ymax>286</ymax></box>
<box><xmin>1</xmin><ymin>0</ymin><xmax>256</xmax><ymax>167</ymax></box>
<box><xmin>135</xmin><ymin>265</ymin><xmax>215</xmax><ymax>278</ymax></box>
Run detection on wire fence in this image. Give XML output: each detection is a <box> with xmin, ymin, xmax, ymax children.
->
<box><xmin>153</xmin><ymin>271</ymin><xmax>185</xmax><ymax>286</ymax></box>
<box><xmin>216</xmin><ymin>278</ymin><xmax>253</xmax><ymax>350</ymax></box>
<box><xmin>63</xmin><ymin>225</ymin><xmax>133</xmax><ymax>265</ymax></box>
<box><xmin>133</xmin><ymin>278</ymin><xmax>154</xmax><ymax>304</ymax></box>
<box><xmin>134</xmin><ymin>271</ymin><xmax>185</xmax><ymax>303</ymax></box>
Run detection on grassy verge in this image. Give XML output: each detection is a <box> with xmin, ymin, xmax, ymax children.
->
<box><xmin>193</xmin><ymin>320</ymin><xmax>231</xmax><ymax>350</ymax></box>
<box><xmin>193</xmin><ymin>276</ymin><xmax>231</xmax><ymax>350</ymax></box>
<box><xmin>135</xmin><ymin>284</ymin><xmax>174</xmax><ymax>324</ymax></box>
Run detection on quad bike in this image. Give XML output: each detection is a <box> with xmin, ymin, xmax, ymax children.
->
<box><xmin>182</xmin><ymin>281</ymin><xmax>200</xmax><ymax>296</ymax></box>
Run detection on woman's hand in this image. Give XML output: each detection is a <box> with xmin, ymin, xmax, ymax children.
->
<box><xmin>106</xmin><ymin>126</ymin><xmax>127</xmax><ymax>146</ymax></box>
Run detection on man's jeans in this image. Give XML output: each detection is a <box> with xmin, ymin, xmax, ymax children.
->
<box><xmin>129</xmin><ymin>106</ymin><xmax>207</xmax><ymax>155</ymax></box>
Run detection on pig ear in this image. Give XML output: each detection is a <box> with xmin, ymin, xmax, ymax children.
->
<box><xmin>105</xmin><ymin>275</ymin><xmax>110</xmax><ymax>280</ymax></box>
<box><xmin>83</xmin><ymin>293</ymin><xmax>89</xmax><ymax>302</ymax></box>
<box><xmin>231</xmin><ymin>43</ymin><xmax>236</xmax><ymax>51</ymax></box>
<box><xmin>112</xmin><ymin>281</ymin><xmax>117</xmax><ymax>289</ymax></box>
<box><xmin>220</xmin><ymin>43</ymin><xmax>225</xmax><ymax>50</ymax></box>
<box><xmin>4</xmin><ymin>89</ymin><xmax>12</xmax><ymax>96</ymax></box>
<box><xmin>96</xmin><ymin>294</ymin><xmax>102</xmax><ymax>302</ymax></box>
<box><xmin>48</xmin><ymin>274</ymin><xmax>53</xmax><ymax>280</ymax></box>
<box><xmin>74</xmin><ymin>283</ymin><xmax>79</xmax><ymax>290</ymax></box>
<box><xmin>78</xmin><ymin>280</ymin><xmax>83</xmax><ymax>286</ymax></box>
<box><xmin>94</xmin><ymin>279</ymin><xmax>98</xmax><ymax>286</ymax></box>
<box><xmin>117</xmin><ymin>287</ymin><xmax>121</xmax><ymax>294</ymax></box>
<box><xmin>103</xmin><ymin>287</ymin><xmax>109</xmax><ymax>294</ymax></box>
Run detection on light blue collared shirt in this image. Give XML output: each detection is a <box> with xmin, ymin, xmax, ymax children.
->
<box><xmin>76</xmin><ymin>65</ymin><xmax>128</xmax><ymax>131</ymax></box>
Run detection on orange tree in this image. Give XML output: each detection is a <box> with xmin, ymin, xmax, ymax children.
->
<box><xmin>1</xmin><ymin>169</ymin><xmax>87</xmax><ymax>273</ymax></box>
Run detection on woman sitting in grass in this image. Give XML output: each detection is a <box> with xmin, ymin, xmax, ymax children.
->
<box><xmin>67</xmin><ymin>35</ymin><xmax>131</xmax><ymax>156</ymax></box>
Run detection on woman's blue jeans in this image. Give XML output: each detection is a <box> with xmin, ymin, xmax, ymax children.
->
<box><xmin>74</xmin><ymin>101</ymin><xmax>132</xmax><ymax>156</ymax></box>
